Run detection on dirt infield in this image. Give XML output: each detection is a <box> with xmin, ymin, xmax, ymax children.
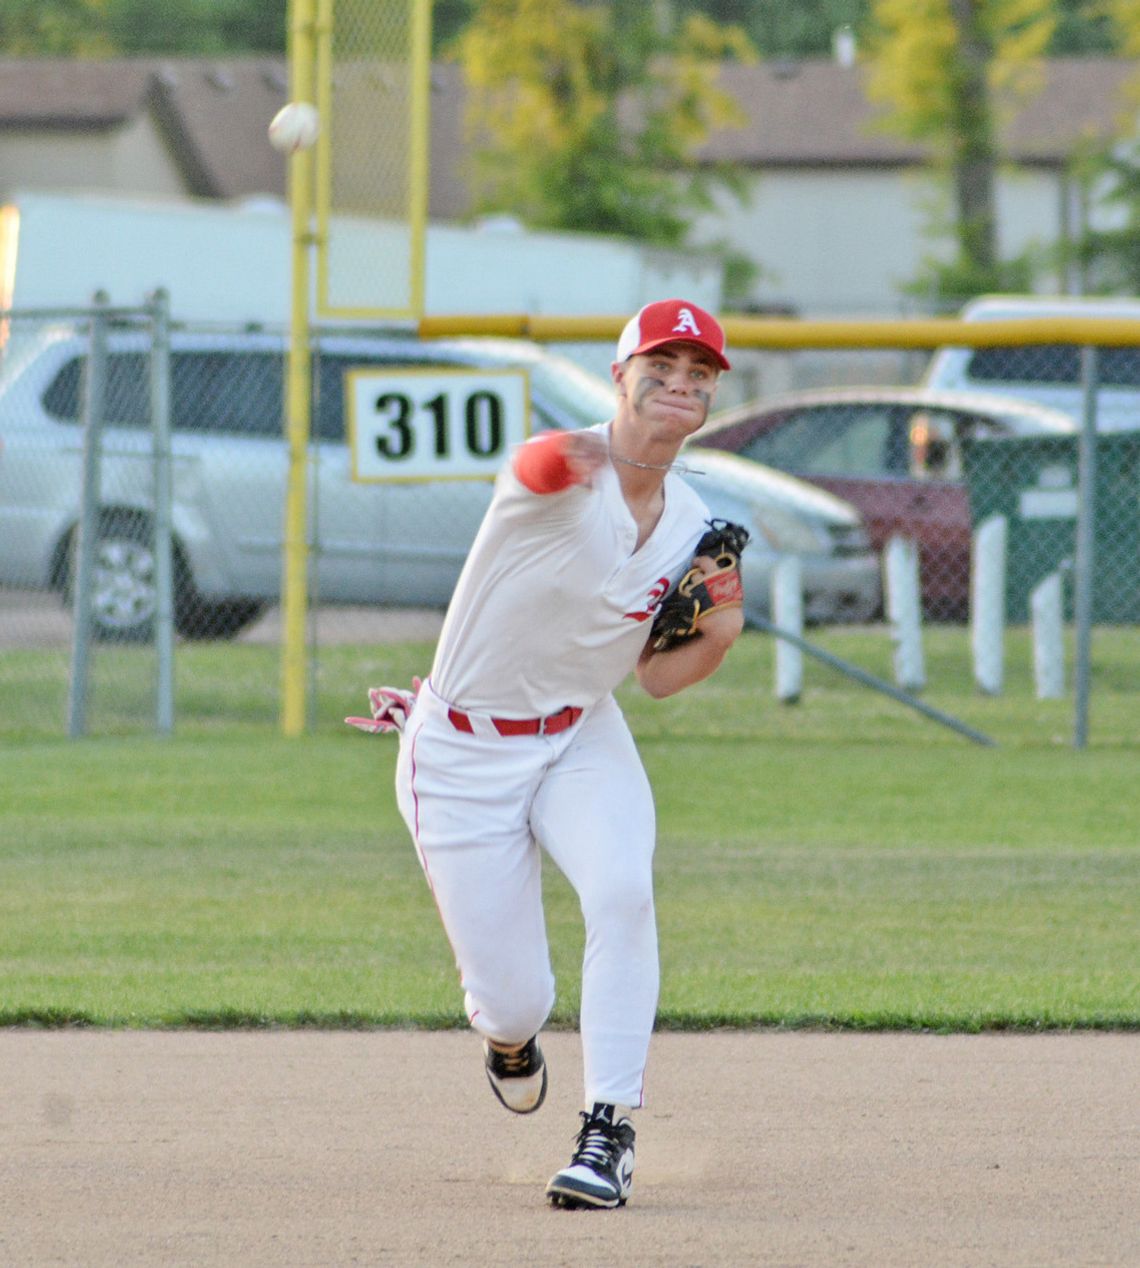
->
<box><xmin>2</xmin><ymin>1030</ymin><xmax>1135</xmax><ymax>1266</ymax></box>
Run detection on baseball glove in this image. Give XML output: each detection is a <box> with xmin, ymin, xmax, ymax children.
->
<box><xmin>649</xmin><ymin>519</ymin><xmax>750</xmax><ymax>653</ymax></box>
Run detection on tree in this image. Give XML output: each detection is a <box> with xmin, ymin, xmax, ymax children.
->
<box><xmin>672</xmin><ymin>0</ymin><xmax>1111</xmax><ymax>56</ymax></box>
<box><xmin>0</xmin><ymin>0</ymin><xmax>111</xmax><ymax>54</ymax></box>
<box><xmin>433</xmin><ymin>0</ymin><xmax>476</xmax><ymax>54</ymax></box>
<box><xmin>452</xmin><ymin>0</ymin><xmax>756</xmax><ymax>250</ymax></box>
<box><xmin>1064</xmin><ymin>0</ymin><xmax>1140</xmax><ymax>292</ymax></box>
<box><xmin>3</xmin><ymin>0</ymin><xmax>1122</xmax><ymax>61</ymax></box>
<box><xmin>672</xmin><ymin>0</ymin><xmax>864</xmax><ymax>57</ymax></box>
<box><xmin>103</xmin><ymin>0</ymin><xmax>282</xmax><ymax>55</ymax></box>
<box><xmin>1102</xmin><ymin>0</ymin><xmax>1140</xmax><ymax>57</ymax></box>
<box><xmin>0</xmin><ymin>0</ymin><xmax>287</xmax><ymax>56</ymax></box>
<box><xmin>1071</xmin><ymin>145</ymin><xmax>1140</xmax><ymax>293</ymax></box>
<box><xmin>865</xmin><ymin>0</ymin><xmax>1057</xmax><ymax>307</ymax></box>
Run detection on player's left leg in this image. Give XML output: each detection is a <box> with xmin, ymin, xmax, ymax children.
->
<box><xmin>530</xmin><ymin>694</ymin><xmax>659</xmax><ymax>1111</ymax></box>
<box><xmin>394</xmin><ymin>688</ymin><xmax>558</xmax><ymax>1054</ymax></box>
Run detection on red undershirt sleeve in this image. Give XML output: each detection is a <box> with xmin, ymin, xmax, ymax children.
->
<box><xmin>512</xmin><ymin>431</ymin><xmax>581</xmax><ymax>494</ymax></box>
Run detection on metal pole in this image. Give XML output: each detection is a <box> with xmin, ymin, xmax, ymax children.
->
<box><xmin>280</xmin><ymin>0</ymin><xmax>317</xmax><ymax>736</ymax></box>
<box><xmin>67</xmin><ymin>293</ymin><xmax>110</xmax><ymax>738</ymax></box>
<box><xmin>1072</xmin><ymin>345</ymin><xmax>1098</xmax><ymax>749</ymax></box>
<box><xmin>149</xmin><ymin>287</ymin><xmax>175</xmax><ymax>735</ymax></box>
<box><xmin>752</xmin><ymin>616</ymin><xmax>997</xmax><ymax>747</ymax></box>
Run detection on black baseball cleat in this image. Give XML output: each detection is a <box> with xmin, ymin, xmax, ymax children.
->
<box><xmin>546</xmin><ymin>1103</ymin><xmax>636</xmax><ymax>1210</ymax></box>
<box><xmin>483</xmin><ymin>1036</ymin><xmax>548</xmax><ymax>1114</ymax></box>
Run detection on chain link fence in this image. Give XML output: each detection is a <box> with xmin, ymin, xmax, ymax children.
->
<box><xmin>1</xmin><ymin>303</ymin><xmax>1137</xmax><ymax>742</ymax></box>
<box><xmin>316</xmin><ymin>0</ymin><xmax>431</xmax><ymax>317</ymax></box>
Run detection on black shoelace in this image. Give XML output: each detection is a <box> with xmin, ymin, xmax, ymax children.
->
<box><xmin>497</xmin><ymin>1045</ymin><xmax>533</xmax><ymax>1076</ymax></box>
<box><xmin>570</xmin><ymin>1114</ymin><xmax>623</xmax><ymax>1170</ymax></box>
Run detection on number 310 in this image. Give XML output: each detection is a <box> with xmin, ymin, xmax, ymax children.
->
<box><xmin>372</xmin><ymin>391</ymin><xmax>504</xmax><ymax>460</ymax></box>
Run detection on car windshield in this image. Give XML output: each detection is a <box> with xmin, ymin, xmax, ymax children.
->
<box><xmin>740</xmin><ymin>405</ymin><xmax>905</xmax><ymax>477</ymax></box>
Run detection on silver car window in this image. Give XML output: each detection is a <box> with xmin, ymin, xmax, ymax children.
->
<box><xmin>173</xmin><ymin>352</ymin><xmax>283</xmax><ymax>435</ymax></box>
<box><xmin>41</xmin><ymin>350</ymin><xmax>286</xmax><ymax>436</ymax></box>
<box><xmin>43</xmin><ymin>353</ymin><xmax>150</xmax><ymax>427</ymax></box>
<box><xmin>742</xmin><ymin>405</ymin><xmax>896</xmax><ymax>477</ymax></box>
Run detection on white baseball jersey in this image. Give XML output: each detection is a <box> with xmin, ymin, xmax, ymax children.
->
<box><xmin>430</xmin><ymin>422</ymin><xmax>712</xmax><ymax>716</ymax></box>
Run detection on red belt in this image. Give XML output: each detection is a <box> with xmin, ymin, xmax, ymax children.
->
<box><xmin>447</xmin><ymin>704</ymin><xmax>583</xmax><ymax>737</ymax></box>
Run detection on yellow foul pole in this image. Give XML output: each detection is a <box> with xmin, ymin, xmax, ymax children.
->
<box><xmin>280</xmin><ymin>0</ymin><xmax>317</xmax><ymax>736</ymax></box>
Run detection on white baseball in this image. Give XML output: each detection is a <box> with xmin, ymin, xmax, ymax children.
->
<box><xmin>268</xmin><ymin>101</ymin><xmax>320</xmax><ymax>153</ymax></box>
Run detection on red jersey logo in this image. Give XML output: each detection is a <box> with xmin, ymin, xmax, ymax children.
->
<box><xmin>623</xmin><ymin>577</ymin><xmax>671</xmax><ymax>623</ymax></box>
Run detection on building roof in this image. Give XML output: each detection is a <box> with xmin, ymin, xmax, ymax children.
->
<box><xmin>0</xmin><ymin>57</ymin><xmax>156</xmax><ymax>126</ymax></box>
<box><xmin>698</xmin><ymin>56</ymin><xmax>1139</xmax><ymax>167</ymax></box>
<box><xmin>0</xmin><ymin>56</ymin><xmax>288</xmax><ymax>198</ymax></box>
<box><xmin>0</xmin><ymin>54</ymin><xmax>1136</xmax><ymax>210</ymax></box>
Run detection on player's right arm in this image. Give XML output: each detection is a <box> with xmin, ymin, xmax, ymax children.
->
<box><xmin>513</xmin><ymin>430</ymin><xmax>608</xmax><ymax>493</ymax></box>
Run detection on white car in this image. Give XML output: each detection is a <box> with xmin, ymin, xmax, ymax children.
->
<box><xmin>0</xmin><ymin>326</ymin><xmax>881</xmax><ymax>640</ymax></box>
<box><xmin>922</xmin><ymin>295</ymin><xmax>1140</xmax><ymax>431</ymax></box>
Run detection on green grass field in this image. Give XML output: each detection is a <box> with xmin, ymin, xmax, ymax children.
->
<box><xmin>1</xmin><ymin>627</ymin><xmax>1137</xmax><ymax>1030</ymax></box>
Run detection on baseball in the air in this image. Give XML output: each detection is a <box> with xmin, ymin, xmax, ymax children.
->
<box><xmin>268</xmin><ymin>101</ymin><xmax>320</xmax><ymax>153</ymax></box>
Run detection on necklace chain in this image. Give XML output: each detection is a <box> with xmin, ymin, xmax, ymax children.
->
<box><xmin>611</xmin><ymin>452</ymin><xmax>696</xmax><ymax>474</ymax></box>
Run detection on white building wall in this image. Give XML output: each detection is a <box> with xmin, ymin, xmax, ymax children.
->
<box><xmin>0</xmin><ymin>192</ymin><xmax>724</xmax><ymax>390</ymax></box>
<box><xmin>694</xmin><ymin>165</ymin><xmax>1068</xmax><ymax>318</ymax></box>
<box><xmin>693</xmin><ymin>169</ymin><xmax>933</xmax><ymax>317</ymax></box>
<box><xmin>995</xmin><ymin>167</ymin><xmax>1066</xmax><ymax>268</ymax></box>
<box><xmin>108</xmin><ymin>115</ymin><xmax>191</xmax><ymax>197</ymax></box>
<box><xmin>0</xmin><ymin>120</ymin><xmax>188</xmax><ymax>200</ymax></box>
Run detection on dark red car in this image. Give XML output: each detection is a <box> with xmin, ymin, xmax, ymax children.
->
<box><xmin>693</xmin><ymin>386</ymin><xmax>1075</xmax><ymax>619</ymax></box>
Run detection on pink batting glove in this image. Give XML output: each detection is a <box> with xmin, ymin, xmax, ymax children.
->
<box><xmin>345</xmin><ymin>676</ymin><xmax>423</xmax><ymax>734</ymax></box>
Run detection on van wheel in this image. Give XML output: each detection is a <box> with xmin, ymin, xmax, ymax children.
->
<box><xmin>63</xmin><ymin>512</ymin><xmax>193</xmax><ymax>644</ymax></box>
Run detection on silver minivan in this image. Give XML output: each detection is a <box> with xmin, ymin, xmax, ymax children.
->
<box><xmin>923</xmin><ymin>295</ymin><xmax>1140</xmax><ymax>432</ymax></box>
<box><xmin>0</xmin><ymin>327</ymin><xmax>881</xmax><ymax>640</ymax></box>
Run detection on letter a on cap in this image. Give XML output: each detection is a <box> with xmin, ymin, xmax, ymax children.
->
<box><xmin>673</xmin><ymin>308</ymin><xmax>702</xmax><ymax>336</ymax></box>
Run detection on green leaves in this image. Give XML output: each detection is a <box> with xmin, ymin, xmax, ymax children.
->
<box><xmin>864</xmin><ymin>0</ymin><xmax>1058</xmax><ymax>307</ymax></box>
<box><xmin>0</xmin><ymin>0</ymin><xmax>285</xmax><ymax>56</ymax></box>
<box><xmin>0</xmin><ymin>0</ymin><xmax>112</xmax><ymax>55</ymax></box>
<box><xmin>453</xmin><ymin>0</ymin><xmax>757</xmax><ymax>244</ymax></box>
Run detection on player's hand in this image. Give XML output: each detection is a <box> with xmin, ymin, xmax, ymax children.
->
<box><xmin>564</xmin><ymin>431</ymin><xmax>609</xmax><ymax>486</ymax></box>
<box><xmin>345</xmin><ymin>677</ymin><xmax>423</xmax><ymax>734</ymax></box>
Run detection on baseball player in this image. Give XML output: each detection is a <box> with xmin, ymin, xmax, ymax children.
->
<box><xmin>350</xmin><ymin>299</ymin><xmax>746</xmax><ymax>1209</ymax></box>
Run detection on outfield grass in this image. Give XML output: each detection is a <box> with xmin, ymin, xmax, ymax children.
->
<box><xmin>0</xmin><ymin>628</ymin><xmax>1137</xmax><ymax>1029</ymax></box>
<box><xmin>3</xmin><ymin>624</ymin><xmax>1139</xmax><ymax>748</ymax></box>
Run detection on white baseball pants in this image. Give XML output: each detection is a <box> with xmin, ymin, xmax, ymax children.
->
<box><xmin>395</xmin><ymin>680</ymin><xmax>659</xmax><ymax>1108</ymax></box>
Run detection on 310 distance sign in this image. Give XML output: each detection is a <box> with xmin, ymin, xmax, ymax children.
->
<box><xmin>348</xmin><ymin>368</ymin><xmax>530</xmax><ymax>482</ymax></box>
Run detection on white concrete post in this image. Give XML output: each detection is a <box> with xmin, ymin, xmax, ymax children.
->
<box><xmin>1030</xmin><ymin>572</ymin><xmax>1065</xmax><ymax>699</ymax></box>
<box><xmin>971</xmin><ymin>514</ymin><xmax>1007</xmax><ymax>696</ymax></box>
<box><xmin>884</xmin><ymin>534</ymin><xmax>925</xmax><ymax>692</ymax></box>
<box><xmin>772</xmin><ymin>555</ymin><xmax>804</xmax><ymax>704</ymax></box>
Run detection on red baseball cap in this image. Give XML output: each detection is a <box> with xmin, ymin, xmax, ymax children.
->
<box><xmin>615</xmin><ymin>298</ymin><xmax>730</xmax><ymax>371</ymax></box>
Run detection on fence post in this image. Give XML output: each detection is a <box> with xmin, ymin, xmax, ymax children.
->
<box><xmin>1072</xmin><ymin>345</ymin><xmax>1098</xmax><ymax>749</ymax></box>
<box><xmin>884</xmin><ymin>534</ymin><xmax>925</xmax><ymax>692</ymax></box>
<box><xmin>771</xmin><ymin>555</ymin><xmax>803</xmax><ymax>703</ymax></box>
<box><xmin>67</xmin><ymin>292</ymin><xmax>110</xmax><ymax>738</ymax></box>
<box><xmin>971</xmin><ymin>514</ymin><xmax>1006</xmax><ymax>696</ymax></box>
<box><xmin>149</xmin><ymin>288</ymin><xmax>175</xmax><ymax>735</ymax></box>
<box><xmin>1030</xmin><ymin>572</ymin><xmax>1065</xmax><ymax>699</ymax></box>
